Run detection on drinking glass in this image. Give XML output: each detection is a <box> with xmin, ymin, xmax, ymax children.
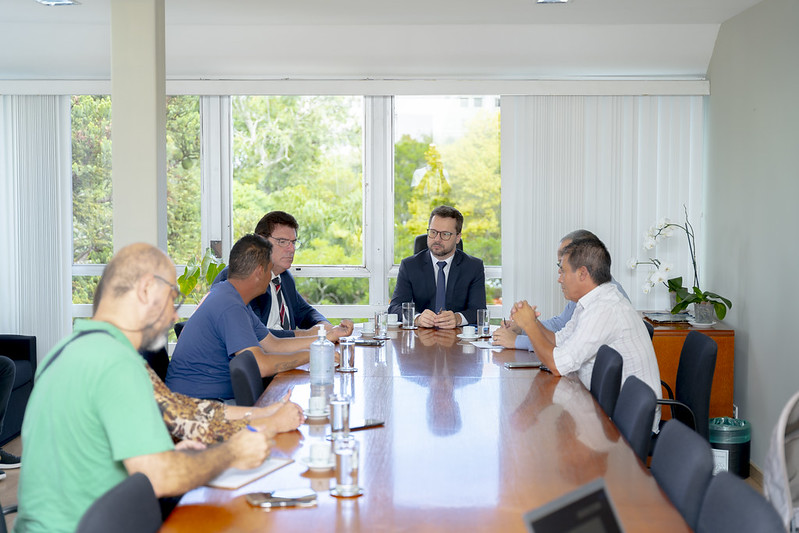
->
<box><xmin>374</xmin><ymin>311</ymin><xmax>389</xmax><ymax>339</ymax></box>
<box><xmin>402</xmin><ymin>302</ymin><xmax>416</xmax><ymax>329</ymax></box>
<box><xmin>338</xmin><ymin>337</ymin><xmax>357</xmax><ymax>372</ymax></box>
<box><xmin>329</xmin><ymin>394</ymin><xmax>351</xmax><ymax>440</ymax></box>
<box><xmin>332</xmin><ymin>436</ymin><xmax>362</xmax><ymax>497</ymax></box>
<box><xmin>478</xmin><ymin>309</ymin><xmax>490</xmax><ymax>337</ymax></box>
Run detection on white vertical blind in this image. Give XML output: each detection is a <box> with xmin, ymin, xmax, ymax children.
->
<box><xmin>0</xmin><ymin>95</ymin><xmax>72</xmax><ymax>358</ymax></box>
<box><xmin>501</xmin><ymin>95</ymin><xmax>704</xmax><ymax>318</ymax></box>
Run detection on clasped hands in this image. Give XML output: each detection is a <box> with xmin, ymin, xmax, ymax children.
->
<box><xmin>416</xmin><ymin>309</ymin><xmax>458</xmax><ymax>329</ymax></box>
<box><xmin>509</xmin><ymin>301</ymin><xmax>541</xmax><ymax>332</ymax></box>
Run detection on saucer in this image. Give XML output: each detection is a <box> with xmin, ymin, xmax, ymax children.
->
<box><xmin>330</xmin><ymin>487</ymin><xmax>364</xmax><ymax>498</ymax></box>
<box><xmin>360</xmin><ymin>331</ymin><xmax>375</xmax><ymax>338</ymax></box>
<box><xmin>387</xmin><ymin>321</ymin><xmax>402</xmax><ymax>328</ymax></box>
<box><xmin>305</xmin><ymin>409</ymin><xmax>329</xmax><ymax>420</ymax></box>
<box><xmin>301</xmin><ymin>455</ymin><xmax>335</xmax><ymax>471</ymax></box>
<box><xmin>457</xmin><ymin>333</ymin><xmax>479</xmax><ymax>341</ymax></box>
<box><xmin>689</xmin><ymin>320</ymin><xmax>716</xmax><ymax>328</ymax></box>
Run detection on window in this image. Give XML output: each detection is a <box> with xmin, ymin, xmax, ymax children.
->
<box><xmin>393</xmin><ymin>96</ymin><xmax>502</xmax><ymax>305</ymax></box>
<box><xmin>71</xmin><ymin>94</ymin><xmax>502</xmax><ymax>318</ymax></box>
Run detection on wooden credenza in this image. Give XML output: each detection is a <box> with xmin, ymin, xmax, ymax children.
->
<box><xmin>646</xmin><ymin>316</ymin><xmax>735</xmax><ymax>419</ymax></box>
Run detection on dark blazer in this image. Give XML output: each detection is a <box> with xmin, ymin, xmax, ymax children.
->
<box><xmin>389</xmin><ymin>249</ymin><xmax>486</xmax><ymax>325</ymax></box>
<box><xmin>212</xmin><ymin>267</ymin><xmax>327</xmax><ymax>338</ymax></box>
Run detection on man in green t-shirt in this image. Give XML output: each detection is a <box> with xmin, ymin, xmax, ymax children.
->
<box><xmin>14</xmin><ymin>243</ymin><xmax>273</xmax><ymax>533</ymax></box>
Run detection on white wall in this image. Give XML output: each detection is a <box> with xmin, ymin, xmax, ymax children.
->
<box><xmin>706</xmin><ymin>0</ymin><xmax>799</xmax><ymax>468</ymax></box>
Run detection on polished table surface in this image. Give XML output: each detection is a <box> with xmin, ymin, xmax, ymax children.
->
<box><xmin>161</xmin><ymin>327</ymin><xmax>689</xmax><ymax>532</ymax></box>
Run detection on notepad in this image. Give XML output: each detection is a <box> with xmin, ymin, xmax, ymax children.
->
<box><xmin>207</xmin><ymin>457</ymin><xmax>293</xmax><ymax>490</ymax></box>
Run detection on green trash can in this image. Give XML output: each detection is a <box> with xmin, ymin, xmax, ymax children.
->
<box><xmin>708</xmin><ymin>417</ymin><xmax>751</xmax><ymax>478</ymax></box>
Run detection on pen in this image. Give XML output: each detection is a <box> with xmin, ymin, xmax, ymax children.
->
<box><xmin>246</xmin><ymin>424</ymin><xmax>258</xmax><ymax>432</ymax></box>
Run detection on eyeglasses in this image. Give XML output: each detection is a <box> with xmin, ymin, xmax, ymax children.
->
<box><xmin>427</xmin><ymin>228</ymin><xmax>456</xmax><ymax>241</ymax></box>
<box><xmin>153</xmin><ymin>274</ymin><xmax>186</xmax><ymax>311</ymax></box>
<box><xmin>268</xmin><ymin>236</ymin><xmax>302</xmax><ymax>249</ymax></box>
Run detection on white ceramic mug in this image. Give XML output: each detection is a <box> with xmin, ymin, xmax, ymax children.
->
<box><xmin>362</xmin><ymin>320</ymin><xmax>375</xmax><ymax>333</ymax></box>
<box><xmin>462</xmin><ymin>325</ymin><xmax>476</xmax><ymax>337</ymax></box>
<box><xmin>387</xmin><ymin>313</ymin><xmax>399</xmax><ymax>324</ymax></box>
<box><xmin>310</xmin><ymin>441</ymin><xmax>332</xmax><ymax>466</ymax></box>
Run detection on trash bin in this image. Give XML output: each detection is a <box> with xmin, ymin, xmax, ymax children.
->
<box><xmin>709</xmin><ymin>417</ymin><xmax>751</xmax><ymax>478</ymax></box>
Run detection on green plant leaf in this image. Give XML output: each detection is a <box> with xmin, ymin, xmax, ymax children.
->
<box><xmin>666</xmin><ymin>277</ymin><xmax>684</xmax><ymax>292</ymax></box>
<box><xmin>713</xmin><ymin>301</ymin><xmax>727</xmax><ymax>320</ymax></box>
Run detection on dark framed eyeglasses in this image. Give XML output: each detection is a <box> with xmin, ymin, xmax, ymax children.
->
<box><xmin>427</xmin><ymin>228</ymin><xmax>456</xmax><ymax>241</ymax></box>
<box><xmin>153</xmin><ymin>274</ymin><xmax>186</xmax><ymax>311</ymax></box>
<box><xmin>269</xmin><ymin>236</ymin><xmax>302</xmax><ymax>249</ymax></box>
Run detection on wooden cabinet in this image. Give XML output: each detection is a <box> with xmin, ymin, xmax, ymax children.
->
<box><xmin>646</xmin><ymin>317</ymin><xmax>735</xmax><ymax>419</ymax></box>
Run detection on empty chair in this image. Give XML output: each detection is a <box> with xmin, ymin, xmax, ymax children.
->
<box><xmin>659</xmin><ymin>330</ymin><xmax>717</xmax><ymax>439</ymax></box>
<box><xmin>229</xmin><ymin>350</ymin><xmax>264</xmax><ymax>407</ymax></box>
<box><xmin>651</xmin><ymin>419</ymin><xmax>714</xmax><ymax>530</ymax></box>
<box><xmin>612</xmin><ymin>375</ymin><xmax>656</xmax><ymax>463</ymax></box>
<box><xmin>696</xmin><ymin>471</ymin><xmax>785</xmax><ymax>533</ymax></box>
<box><xmin>764</xmin><ymin>389</ymin><xmax>799</xmax><ymax>532</ymax></box>
<box><xmin>76</xmin><ymin>473</ymin><xmax>161</xmax><ymax>533</ymax></box>
<box><xmin>590</xmin><ymin>345</ymin><xmax>623</xmax><ymax>417</ymax></box>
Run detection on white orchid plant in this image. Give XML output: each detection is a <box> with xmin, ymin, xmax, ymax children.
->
<box><xmin>629</xmin><ymin>206</ymin><xmax>731</xmax><ymax>319</ymax></box>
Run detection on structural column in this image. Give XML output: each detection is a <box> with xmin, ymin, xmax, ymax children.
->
<box><xmin>111</xmin><ymin>0</ymin><xmax>166</xmax><ymax>250</ymax></box>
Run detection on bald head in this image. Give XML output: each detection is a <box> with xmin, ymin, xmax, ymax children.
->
<box><xmin>94</xmin><ymin>243</ymin><xmax>173</xmax><ymax>312</ymax></box>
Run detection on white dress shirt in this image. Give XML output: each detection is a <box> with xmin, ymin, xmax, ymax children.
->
<box><xmin>553</xmin><ymin>282</ymin><xmax>662</xmax><ymax>430</ymax></box>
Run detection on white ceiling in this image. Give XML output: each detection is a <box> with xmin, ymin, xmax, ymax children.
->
<box><xmin>0</xmin><ymin>0</ymin><xmax>765</xmax><ymax>81</ymax></box>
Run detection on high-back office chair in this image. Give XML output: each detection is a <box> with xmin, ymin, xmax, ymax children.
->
<box><xmin>764</xmin><ymin>389</ymin><xmax>799</xmax><ymax>532</ymax></box>
<box><xmin>141</xmin><ymin>347</ymin><xmax>169</xmax><ymax>382</ymax></box>
<box><xmin>229</xmin><ymin>350</ymin><xmax>264</xmax><ymax>407</ymax></box>
<box><xmin>76</xmin><ymin>473</ymin><xmax>161</xmax><ymax>533</ymax></box>
<box><xmin>590</xmin><ymin>345</ymin><xmax>623</xmax><ymax>417</ymax></box>
<box><xmin>413</xmin><ymin>234</ymin><xmax>464</xmax><ymax>255</ymax></box>
<box><xmin>173</xmin><ymin>321</ymin><xmax>187</xmax><ymax>339</ymax></box>
<box><xmin>651</xmin><ymin>419</ymin><xmax>714</xmax><ymax>530</ymax></box>
<box><xmin>0</xmin><ymin>334</ymin><xmax>37</xmax><ymax>445</ymax></box>
<box><xmin>659</xmin><ymin>330</ymin><xmax>717</xmax><ymax>439</ymax></box>
<box><xmin>612</xmin><ymin>376</ymin><xmax>656</xmax><ymax>463</ymax></box>
<box><xmin>696</xmin><ymin>471</ymin><xmax>785</xmax><ymax>533</ymax></box>
<box><xmin>643</xmin><ymin>320</ymin><xmax>654</xmax><ymax>340</ymax></box>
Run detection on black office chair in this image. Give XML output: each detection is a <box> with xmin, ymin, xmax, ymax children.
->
<box><xmin>696</xmin><ymin>471</ymin><xmax>785</xmax><ymax>533</ymax></box>
<box><xmin>612</xmin><ymin>376</ymin><xmax>656</xmax><ymax>463</ymax></box>
<box><xmin>590</xmin><ymin>345</ymin><xmax>623</xmax><ymax>417</ymax></box>
<box><xmin>173</xmin><ymin>321</ymin><xmax>187</xmax><ymax>339</ymax></box>
<box><xmin>0</xmin><ymin>334</ymin><xmax>37</xmax><ymax>445</ymax></box>
<box><xmin>413</xmin><ymin>234</ymin><xmax>464</xmax><ymax>255</ymax></box>
<box><xmin>659</xmin><ymin>330</ymin><xmax>717</xmax><ymax>439</ymax></box>
<box><xmin>229</xmin><ymin>350</ymin><xmax>264</xmax><ymax>407</ymax></box>
<box><xmin>140</xmin><ymin>347</ymin><xmax>169</xmax><ymax>382</ymax></box>
<box><xmin>76</xmin><ymin>473</ymin><xmax>161</xmax><ymax>533</ymax></box>
<box><xmin>643</xmin><ymin>319</ymin><xmax>654</xmax><ymax>340</ymax></box>
<box><xmin>651</xmin><ymin>419</ymin><xmax>714</xmax><ymax>530</ymax></box>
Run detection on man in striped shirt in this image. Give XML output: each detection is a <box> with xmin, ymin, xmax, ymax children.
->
<box><xmin>511</xmin><ymin>236</ymin><xmax>661</xmax><ymax>428</ymax></box>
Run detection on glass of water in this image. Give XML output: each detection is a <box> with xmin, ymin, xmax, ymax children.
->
<box><xmin>332</xmin><ymin>436</ymin><xmax>362</xmax><ymax>497</ymax></box>
<box><xmin>338</xmin><ymin>337</ymin><xmax>356</xmax><ymax>372</ymax></box>
<box><xmin>402</xmin><ymin>302</ymin><xmax>416</xmax><ymax>329</ymax></box>
<box><xmin>477</xmin><ymin>308</ymin><xmax>490</xmax><ymax>337</ymax></box>
<box><xmin>329</xmin><ymin>393</ymin><xmax>351</xmax><ymax>440</ymax></box>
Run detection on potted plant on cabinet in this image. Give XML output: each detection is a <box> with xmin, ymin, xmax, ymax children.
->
<box><xmin>630</xmin><ymin>206</ymin><xmax>732</xmax><ymax>322</ymax></box>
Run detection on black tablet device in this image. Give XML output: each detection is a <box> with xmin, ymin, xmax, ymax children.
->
<box><xmin>522</xmin><ymin>478</ymin><xmax>625</xmax><ymax>533</ymax></box>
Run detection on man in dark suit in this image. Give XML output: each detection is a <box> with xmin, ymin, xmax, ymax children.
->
<box><xmin>213</xmin><ymin>211</ymin><xmax>352</xmax><ymax>338</ymax></box>
<box><xmin>389</xmin><ymin>205</ymin><xmax>486</xmax><ymax>329</ymax></box>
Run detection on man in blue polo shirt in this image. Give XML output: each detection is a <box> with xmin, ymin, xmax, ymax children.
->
<box><xmin>167</xmin><ymin>234</ymin><xmax>351</xmax><ymax>400</ymax></box>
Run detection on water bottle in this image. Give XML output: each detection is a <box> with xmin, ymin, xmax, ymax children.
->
<box><xmin>310</xmin><ymin>325</ymin><xmax>335</xmax><ymax>386</ymax></box>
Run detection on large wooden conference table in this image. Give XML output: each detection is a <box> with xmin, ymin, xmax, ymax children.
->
<box><xmin>161</xmin><ymin>327</ymin><xmax>689</xmax><ymax>532</ymax></box>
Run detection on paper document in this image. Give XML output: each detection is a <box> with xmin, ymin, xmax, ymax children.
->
<box><xmin>207</xmin><ymin>457</ymin><xmax>293</xmax><ymax>490</ymax></box>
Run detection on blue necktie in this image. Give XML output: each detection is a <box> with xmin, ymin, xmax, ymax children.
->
<box><xmin>435</xmin><ymin>261</ymin><xmax>447</xmax><ymax>312</ymax></box>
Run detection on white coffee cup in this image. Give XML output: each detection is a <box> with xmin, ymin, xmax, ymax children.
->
<box><xmin>362</xmin><ymin>320</ymin><xmax>375</xmax><ymax>333</ymax></box>
<box><xmin>462</xmin><ymin>325</ymin><xmax>476</xmax><ymax>337</ymax></box>
<box><xmin>309</xmin><ymin>395</ymin><xmax>327</xmax><ymax>414</ymax></box>
<box><xmin>387</xmin><ymin>313</ymin><xmax>399</xmax><ymax>324</ymax></box>
<box><xmin>310</xmin><ymin>441</ymin><xmax>332</xmax><ymax>466</ymax></box>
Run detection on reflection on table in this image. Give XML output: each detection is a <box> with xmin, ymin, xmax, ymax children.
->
<box><xmin>161</xmin><ymin>327</ymin><xmax>688</xmax><ymax>533</ymax></box>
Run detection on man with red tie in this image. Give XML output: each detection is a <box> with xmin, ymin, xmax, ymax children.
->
<box><xmin>214</xmin><ymin>211</ymin><xmax>352</xmax><ymax>339</ymax></box>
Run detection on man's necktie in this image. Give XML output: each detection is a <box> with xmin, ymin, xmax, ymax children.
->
<box><xmin>434</xmin><ymin>261</ymin><xmax>447</xmax><ymax>312</ymax></box>
<box><xmin>272</xmin><ymin>276</ymin><xmax>291</xmax><ymax>330</ymax></box>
